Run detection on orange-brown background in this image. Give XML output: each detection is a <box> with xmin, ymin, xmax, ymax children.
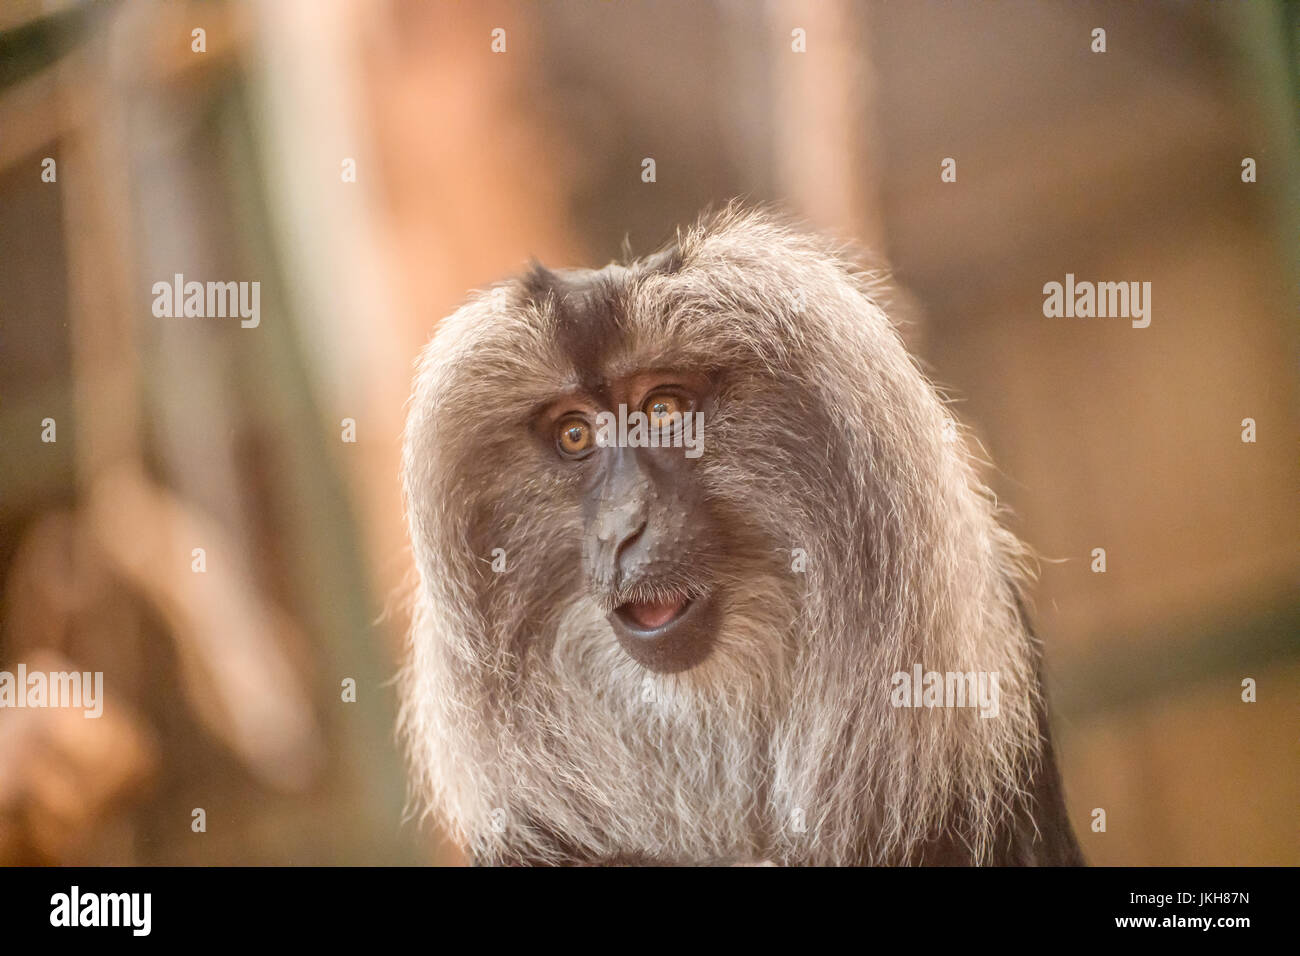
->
<box><xmin>0</xmin><ymin>0</ymin><xmax>1295</xmax><ymax>865</ymax></box>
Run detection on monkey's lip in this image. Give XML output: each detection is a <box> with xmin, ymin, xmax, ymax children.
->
<box><xmin>609</xmin><ymin>591</ymin><xmax>716</xmax><ymax>673</ymax></box>
<box><xmin>616</xmin><ymin>595</ymin><xmax>691</xmax><ymax>630</ymax></box>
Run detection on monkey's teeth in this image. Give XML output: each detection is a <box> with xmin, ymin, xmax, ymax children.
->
<box><xmin>622</xmin><ymin>597</ymin><xmax>687</xmax><ymax>630</ymax></box>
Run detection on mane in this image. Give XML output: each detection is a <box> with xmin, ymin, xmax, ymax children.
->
<box><xmin>399</xmin><ymin>205</ymin><xmax>1044</xmax><ymax>865</ymax></box>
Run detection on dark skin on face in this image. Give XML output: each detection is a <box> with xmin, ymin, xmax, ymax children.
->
<box><xmin>532</xmin><ymin>369</ymin><xmax>722</xmax><ymax>673</ymax></box>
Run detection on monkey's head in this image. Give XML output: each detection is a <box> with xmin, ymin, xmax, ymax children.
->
<box><xmin>401</xmin><ymin>208</ymin><xmax>1044</xmax><ymax>865</ymax></box>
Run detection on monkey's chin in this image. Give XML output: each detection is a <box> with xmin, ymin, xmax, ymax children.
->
<box><xmin>609</xmin><ymin>592</ymin><xmax>718</xmax><ymax>674</ymax></box>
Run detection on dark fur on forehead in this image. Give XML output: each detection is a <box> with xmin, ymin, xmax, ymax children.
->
<box><xmin>521</xmin><ymin>243</ymin><xmax>684</xmax><ymax>378</ymax></box>
<box><xmin>521</xmin><ymin>262</ymin><xmax>625</xmax><ymax>377</ymax></box>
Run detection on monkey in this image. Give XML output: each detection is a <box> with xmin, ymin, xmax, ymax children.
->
<box><xmin>398</xmin><ymin>206</ymin><xmax>1084</xmax><ymax>866</ymax></box>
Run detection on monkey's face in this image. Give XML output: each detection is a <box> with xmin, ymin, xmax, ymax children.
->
<box><xmin>536</xmin><ymin>368</ymin><xmax>725</xmax><ymax>673</ymax></box>
<box><xmin>406</xmin><ymin>250</ymin><xmax>812</xmax><ymax>697</ymax></box>
<box><xmin>494</xmin><ymin>257</ymin><xmax>805</xmax><ymax>686</ymax></box>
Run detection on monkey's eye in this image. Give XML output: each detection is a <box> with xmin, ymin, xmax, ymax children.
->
<box><xmin>643</xmin><ymin>392</ymin><xmax>688</xmax><ymax>430</ymax></box>
<box><xmin>556</xmin><ymin>417</ymin><xmax>595</xmax><ymax>457</ymax></box>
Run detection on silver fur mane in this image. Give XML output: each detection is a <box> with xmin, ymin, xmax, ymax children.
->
<box><xmin>399</xmin><ymin>207</ymin><xmax>1042</xmax><ymax>865</ymax></box>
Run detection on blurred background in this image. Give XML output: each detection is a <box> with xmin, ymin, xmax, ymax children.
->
<box><xmin>0</xmin><ymin>0</ymin><xmax>1295</xmax><ymax>865</ymax></box>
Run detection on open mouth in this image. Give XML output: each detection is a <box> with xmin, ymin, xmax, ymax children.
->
<box><xmin>615</xmin><ymin>595</ymin><xmax>692</xmax><ymax>631</ymax></box>
<box><xmin>609</xmin><ymin>590</ymin><xmax>716</xmax><ymax>673</ymax></box>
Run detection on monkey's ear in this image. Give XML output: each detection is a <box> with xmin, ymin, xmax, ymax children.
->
<box><xmin>521</xmin><ymin>259</ymin><xmax>560</xmax><ymax>302</ymax></box>
<box><xmin>638</xmin><ymin>242</ymin><xmax>683</xmax><ymax>277</ymax></box>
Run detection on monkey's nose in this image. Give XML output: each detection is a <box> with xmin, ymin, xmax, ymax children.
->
<box><xmin>592</xmin><ymin>497</ymin><xmax>648</xmax><ymax>585</ymax></box>
<box><xmin>595</xmin><ymin>497</ymin><xmax>644</xmax><ymax>545</ymax></box>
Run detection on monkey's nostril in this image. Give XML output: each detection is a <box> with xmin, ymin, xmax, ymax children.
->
<box><xmin>614</xmin><ymin>522</ymin><xmax>647</xmax><ymax>569</ymax></box>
